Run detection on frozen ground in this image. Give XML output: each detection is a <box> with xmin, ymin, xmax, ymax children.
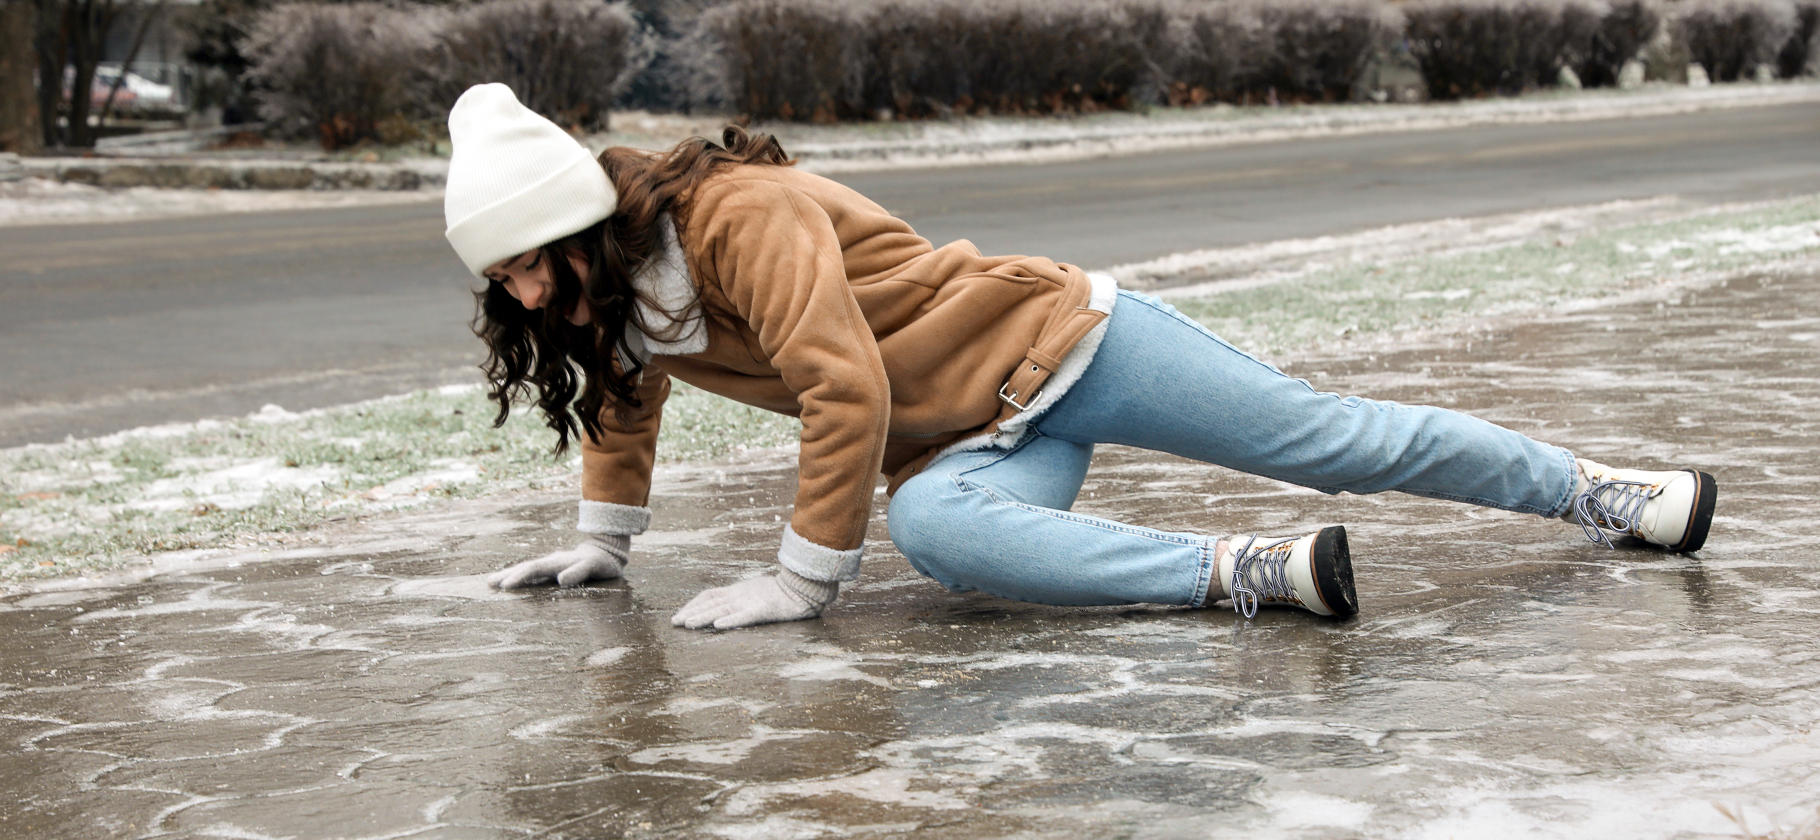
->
<box><xmin>4</xmin><ymin>80</ymin><xmax>1816</xmax><ymax>227</ymax></box>
<box><xmin>2</xmin><ymin>206</ymin><xmax>1818</xmax><ymax>836</ymax></box>
<box><xmin>5</xmin><ymin>193</ymin><xmax>1815</xmax><ymax>586</ymax></box>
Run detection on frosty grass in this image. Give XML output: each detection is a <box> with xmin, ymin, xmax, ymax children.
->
<box><xmin>3</xmin><ymin>195</ymin><xmax>1817</xmax><ymax>581</ymax></box>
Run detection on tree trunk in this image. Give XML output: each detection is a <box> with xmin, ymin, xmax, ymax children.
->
<box><xmin>33</xmin><ymin>0</ymin><xmax>66</xmax><ymax>147</ymax></box>
<box><xmin>63</xmin><ymin>0</ymin><xmax>102</xmax><ymax>148</ymax></box>
<box><xmin>0</xmin><ymin>0</ymin><xmax>41</xmax><ymax>153</ymax></box>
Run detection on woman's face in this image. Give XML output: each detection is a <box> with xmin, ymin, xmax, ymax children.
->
<box><xmin>484</xmin><ymin>249</ymin><xmax>593</xmax><ymax>326</ymax></box>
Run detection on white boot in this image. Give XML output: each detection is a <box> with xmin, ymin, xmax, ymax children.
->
<box><xmin>1566</xmin><ymin>459</ymin><xmax>1717</xmax><ymax>552</ymax></box>
<box><xmin>1215</xmin><ymin>526</ymin><xmax>1357</xmax><ymax>619</ymax></box>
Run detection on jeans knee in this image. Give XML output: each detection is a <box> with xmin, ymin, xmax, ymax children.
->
<box><xmin>887</xmin><ymin>477</ymin><xmax>952</xmax><ymax>578</ymax></box>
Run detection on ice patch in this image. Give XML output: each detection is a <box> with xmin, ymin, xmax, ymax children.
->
<box><xmin>702</xmin><ymin>815</ymin><xmax>837</xmax><ymax>840</ymax></box>
<box><xmin>509</xmin><ymin>714</ymin><xmax>589</xmax><ymax>740</ymax></box>
<box><xmin>247</xmin><ymin>404</ymin><xmax>299</xmax><ymax>424</ymax></box>
<box><xmin>720</xmin><ymin>768</ymin><xmax>970</xmax><ymax>815</ymax></box>
<box><xmin>133</xmin><ymin>458</ymin><xmax>343</xmax><ymax>512</ymax></box>
<box><xmin>776</xmin><ymin>655</ymin><xmax>892</xmax><ymax>687</ymax></box>
<box><xmin>73</xmin><ymin>594</ymin><xmax>273</xmax><ymax>622</ymax></box>
<box><xmin>627</xmin><ymin>736</ymin><xmax>769</xmax><ymax>766</ymax></box>
<box><xmin>389</xmin><ymin>575</ymin><xmax>517</xmax><ymax>601</ymax></box>
<box><xmin>386</xmin><ymin>644</ymin><xmax>546</xmax><ymax>664</ymax></box>
<box><xmin>1262</xmin><ymin>790</ymin><xmax>1376</xmax><ymax>830</ymax></box>
<box><xmin>1696</xmin><ymin>223</ymin><xmax>1820</xmax><ymax>255</ymax></box>
<box><xmin>583</xmin><ymin>647</ymin><xmax>630</xmax><ymax>668</ymax></box>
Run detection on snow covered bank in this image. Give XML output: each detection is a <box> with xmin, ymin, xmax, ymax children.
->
<box><xmin>0</xmin><ymin>177</ymin><xmax>440</xmax><ymax>227</ymax></box>
<box><xmin>1154</xmin><ymin>194</ymin><xmax>1820</xmax><ymax>357</ymax></box>
<box><xmin>0</xmin><ymin>384</ymin><xmax>795</xmax><ymax>584</ymax></box>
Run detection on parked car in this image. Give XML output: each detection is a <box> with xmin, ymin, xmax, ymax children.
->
<box><xmin>93</xmin><ymin>65</ymin><xmax>177</xmax><ymax>112</ymax></box>
<box><xmin>63</xmin><ymin>64</ymin><xmax>177</xmax><ymax>113</ymax></box>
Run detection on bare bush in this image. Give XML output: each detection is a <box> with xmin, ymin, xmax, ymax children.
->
<box><xmin>860</xmin><ymin>1</ymin><xmax>983</xmax><ymax>116</ymax></box>
<box><xmin>243</xmin><ymin>3</ymin><xmax>443</xmax><ymax>149</ymax></box>
<box><xmin>941</xmin><ymin>1</ymin><xmax>1168</xmax><ymax>114</ymax></box>
<box><xmin>1676</xmin><ymin>0</ymin><xmax>1799</xmax><ymax>81</ymax></box>
<box><xmin>1576</xmin><ymin>0</ymin><xmax>1663</xmax><ymax>86</ymax></box>
<box><xmin>429</xmin><ymin>0</ymin><xmax>644</xmax><ymax>132</ymax></box>
<box><xmin>1774</xmin><ymin>0</ymin><xmax>1820</xmax><ymax>76</ymax></box>
<box><xmin>246</xmin><ymin>0</ymin><xmax>643</xmax><ymax>146</ymax></box>
<box><xmin>1257</xmin><ymin>0</ymin><xmax>1403</xmax><ymax>102</ymax></box>
<box><xmin>702</xmin><ymin>0</ymin><xmax>1171</xmax><ymax>121</ymax></box>
<box><xmin>703</xmin><ymin>0</ymin><xmax>859</xmax><ymax>121</ymax></box>
<box><xmin>1163</xmin><ymin>3</ymin><xmax>1267</xmax><ymax>105</ymax></box>
<box><xmin>1405</xmin><ymin>0</ymin><xmax>1612</xmax><ymax>99</ymax></box>
<box><xmin>1158</xmin><ymin>0</ymin><xmax>1398</xmax><ymax>105</ymax></box>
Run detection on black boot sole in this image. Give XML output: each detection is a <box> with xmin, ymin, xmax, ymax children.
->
<box><xmin>1309</xmin><ymin>525</ymin><xmax>1359</xmax><ymax>618</ymax></box>
<box><xmin>1674</xmin><ymin>470</ymin><xmax>1718</xmax><ymax>553</ymax></box>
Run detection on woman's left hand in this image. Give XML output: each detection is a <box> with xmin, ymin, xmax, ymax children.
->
<box><xmin>672</xmin><ymin>569</ymin><xmax>839</xmax><ymax>630</ymax></box>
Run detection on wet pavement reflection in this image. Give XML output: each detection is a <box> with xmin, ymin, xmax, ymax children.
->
<box><xmin>4</xmin><ymin>267</ymin><xmax>1819</xmax><ymax>838</ymax></box>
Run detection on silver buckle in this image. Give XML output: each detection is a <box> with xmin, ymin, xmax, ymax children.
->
<box><xmin>998</xmin><ymin>381</ymin><xmax>1040</xmax><ymax>412</ymax></box>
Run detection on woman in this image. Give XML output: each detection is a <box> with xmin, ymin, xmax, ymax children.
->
<box><xmin>445</xmin><ymin>84</ymin><xmax>1716</xmax><ymax>630</ymax></box>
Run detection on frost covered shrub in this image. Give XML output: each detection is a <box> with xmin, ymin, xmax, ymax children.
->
<box><xmin>429</xmin><ymin>0</ymin><xmax>643</xmax><ymax>132</ymax></box>
<box><xmin>246</xmin><ymin>0</ymin><xmax>642</xmax><ymax>145</ymax></box>
<box><xmin>1774</xmin><ymin>0</ymin><xmax>1820</xmax><ymax>76</ymax></box>
<box><xmin>1164</xmin><ymin>2</ymin><xmax>1267</xmax><ymax>104</ymax></box>
<box><xmin>702</xmin><ymin>0</ymin><xmax>1170</xmax><ymax>121</ymax></box>
<box><xmin>1575</xmin><ymin>0</ymin><xmax>1662</xmax><ymax>86</ymax></box>
<box><xmin>923</xmin><ymin>1</ymin><xmax>1168</xmax><ymax>114</ymax></box>
<box><xmin>243</xmin><ymin>3</ymin><xmax>443</xmax><ymax>149</ymax></box>
<box><xmin>1676</xmin><ymin>0</ymin><xmax>1798</xmax><ymax>81</ymax></box>
<box><xmin>1160</xmin><ymin>0</ymin><xmax>1398</xmax><ymax>105</ymax></box>
<box><xmin>858</xmin><ymin>1</ymin><xmax>984</xmax><ymax>116</ymax></box>
<box><xmin>1255</xmin><ymin>0</ymin><xmax>1403</xmax><ymax>102</ymax></box>
<box><xmin>703</xmin><ymin>0</ymin><xmax>860</xmax><ymax>121</ymax></box>
<box><xmin>1405</xmin><ymin>0</ymin><xmax>1621</xmax><ymax>98</ymax></box>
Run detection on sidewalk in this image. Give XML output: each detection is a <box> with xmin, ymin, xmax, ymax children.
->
<box><xmin>3</xmin><ymin>253</ymin><xmax>1815</xmax><ymax>838</ymax></box>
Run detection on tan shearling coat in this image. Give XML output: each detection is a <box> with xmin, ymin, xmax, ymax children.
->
<box><xmin>580</xmin><ymin>164</ymin><xmax>1106</xmax><ymax>558</ymax></box>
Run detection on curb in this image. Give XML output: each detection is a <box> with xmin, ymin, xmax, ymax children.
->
<box><xmin>18</xmin><ymin>157</ymin><xmax>443</xmax><ymax>191</ymax></box>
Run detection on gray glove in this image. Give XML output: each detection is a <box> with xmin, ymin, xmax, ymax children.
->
<box><xmin>671</xmin><ymin>568</ymin><xmax>840</xmax><ymax>630</ymax></box>
<box><xmin>487</xmin><ymin>534</ymin><xmax>630</xmax><ymax>589</ymax></box>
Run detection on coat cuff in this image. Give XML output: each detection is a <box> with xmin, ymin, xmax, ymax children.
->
<box><xmin>577</xmin><ymin>500</ymin><xmax>651</xmax><ymax>535</ymax></box>
<box><xmin>778</xmin><ymin>524</ymin><xmax>863</xmax><ymax>582</ymax></box>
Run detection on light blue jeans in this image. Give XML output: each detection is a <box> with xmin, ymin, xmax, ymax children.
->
<box><xmin>887</xmin><ymin>290</ymin><xmax>1579</xmax><ymax>608</ymax></box>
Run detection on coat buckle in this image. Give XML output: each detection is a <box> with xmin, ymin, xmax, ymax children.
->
<box><xmin>997</xmin><ymin>374</ymin><xmax>1041</xmax><ymax>412</ymax></box>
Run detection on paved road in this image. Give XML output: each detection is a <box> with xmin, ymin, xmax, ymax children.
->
<box><xmin>3</xmin><ymin>100</ymin><xmax>1817</xmax><ymax>446</ymax></box>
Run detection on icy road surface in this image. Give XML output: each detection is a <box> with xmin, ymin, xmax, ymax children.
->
<box><xmin>3</xmin><ymin>260</ymin><xmax>1817</xmax><ymax>838</ymax></box>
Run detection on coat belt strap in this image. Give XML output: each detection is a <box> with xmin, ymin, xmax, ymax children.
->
<box><xmin>997</xmin><ymin>305</ymin><xmax>1107</xmax><ymax>419</ymax></box>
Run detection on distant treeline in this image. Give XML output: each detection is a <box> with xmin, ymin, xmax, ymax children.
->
<box><xmin>241</xmin><ymin>0</ymin><xmax>1820</xmax><ymax>147</ymax></box>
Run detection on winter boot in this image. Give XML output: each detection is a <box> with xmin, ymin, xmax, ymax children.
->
<box><xmin>1215</xmin><ymin>526</ymin><xmax>1358</xmax><ymax>619</ymax></box>
<box><xmin>1565</xmin><ymin>458</ymin><xmax>1717</xmax><ymax>552</ymax></box>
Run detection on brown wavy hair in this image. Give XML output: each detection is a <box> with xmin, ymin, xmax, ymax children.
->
<box><xmin>471</xmin><ymin>126</ymin><xmax>792</xmax><ymax>453</ymax></box>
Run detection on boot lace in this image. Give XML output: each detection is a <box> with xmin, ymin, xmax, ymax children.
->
<box><xmin>1229</xmin><ymin>536</ymin><xmax>1300</xmax><ymax>619</ymax></box>
<box><xmin>1574</xmin><ymin>478</ymin><xmax>1654</xmax><ymax>548</ymax></box>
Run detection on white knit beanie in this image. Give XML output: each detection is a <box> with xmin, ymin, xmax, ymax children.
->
<box><xmin>444</xmin><ymin>83</ymin><xmax>618</xmax><ymax>277</ymax></box>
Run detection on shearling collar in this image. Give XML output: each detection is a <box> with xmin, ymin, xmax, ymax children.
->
<box><xmin>621</xmin><ymin>215</ymin><xmax>707</xmax><ymax>365</ymax></box>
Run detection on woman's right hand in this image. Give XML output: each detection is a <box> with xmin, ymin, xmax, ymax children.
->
<box><xmin>487</xmin><ymin>534</ymin><xmax>630</xmax><ymax>589</ymax></box>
